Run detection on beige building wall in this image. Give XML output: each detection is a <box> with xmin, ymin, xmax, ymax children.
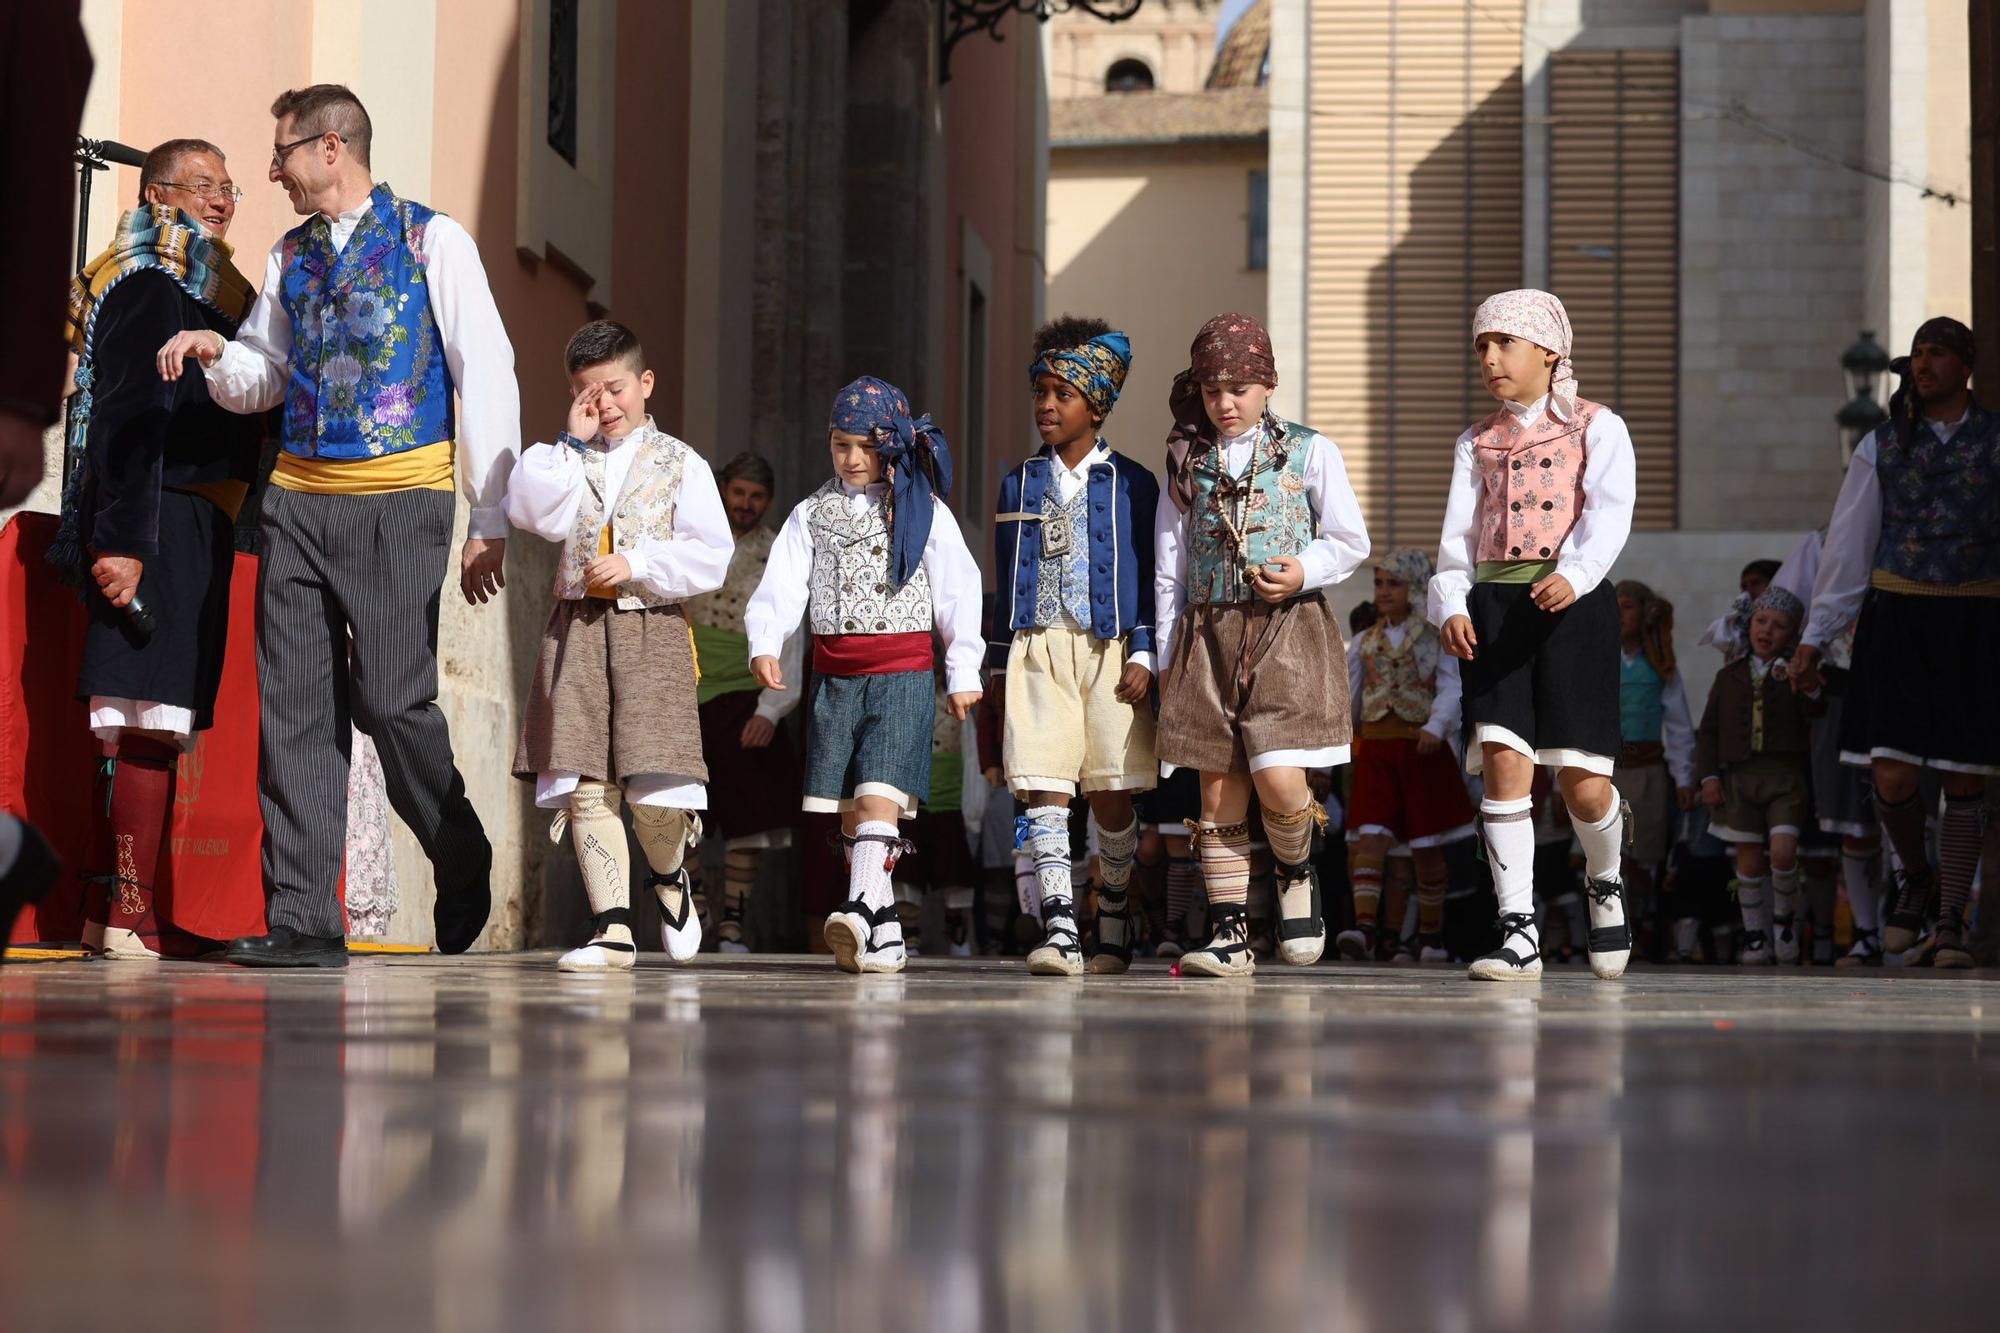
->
<box><xmin>1047</xmin><ymin>0</ymin><xmax>1221</xmax><ymax>98</ymax></box>
<box><xmin>1046</xmin><ymin>144</ymin><xmax>1267</xmax><ymax>469</ymax></box>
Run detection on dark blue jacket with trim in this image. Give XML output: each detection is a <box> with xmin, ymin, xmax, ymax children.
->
<box><xmin>994</xmin><ymin>446</ymin><xmax>1159</xmax><ymax>653</ymax></box>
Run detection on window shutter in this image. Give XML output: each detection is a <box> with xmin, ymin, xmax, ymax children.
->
<box><xmin>1305</xmin><ymin>0</ymin><xmax>1524</xmax><ymax>550</ymax></box>
<box><xmin>1549</xmin><ymin>48</ymin><xmax>1680</xmax><ymax>530</ymax></box>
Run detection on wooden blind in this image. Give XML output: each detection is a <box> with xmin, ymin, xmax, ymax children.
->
<box><xmin>1549</xmin><ymin>49</ymin><xmax>1680</xmax><ymax>530</ymax></box>
<box><xmin>1305</xmin><ymin>0</ymin><xmax>1524</xmax><ymax>549</ymax></box>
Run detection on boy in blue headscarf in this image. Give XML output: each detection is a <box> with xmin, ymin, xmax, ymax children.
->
<box><xmin>745</xmin><ymin>376</ymin><xmax>985</xmax><ymax>974</ymax></box>
<box><xmin>995</xmin><ymin>316</ymin><xmax>1161</xmax><ymax>976</ymax></box>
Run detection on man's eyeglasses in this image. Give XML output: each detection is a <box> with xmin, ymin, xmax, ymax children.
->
<box><xmin>271</xmin><ymin>131</ymin><xmax>343</xmax><ymax>169</ymax></box>
<box><xmin>156</xmin><ymin>180</ymin><xmax>244</xmax><ymax>204</ymax></box>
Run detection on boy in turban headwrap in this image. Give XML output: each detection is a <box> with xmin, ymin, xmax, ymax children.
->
<box><xmin>1154</xmin><ymin>313</ymin><xmax>1372</xmax><ymax>977</ymax></box>
<box><xmin>1431</xmin><ymin>289</ymin><xmax>1639</xmax><ymax>982</ymax></box>
<box><xmin>745</xmin><ymin>377</ymin><xmax>986</xmax><ymax>974</ymax></box>
<box><xmin>995</xmin><ymin>316</ymin><xmax>1160</xmax><ymax>976</ymax></box>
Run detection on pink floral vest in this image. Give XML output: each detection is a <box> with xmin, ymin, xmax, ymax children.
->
<box><xmin>1470</xmin><ymin>398</ymin><xmax>1600</xmax><ymax>564</ymax></box>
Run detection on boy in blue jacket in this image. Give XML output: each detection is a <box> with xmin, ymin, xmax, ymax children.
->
<box><xmin>996</xmin><ymin>318</ymin><xmax>1159</xmax><ymax>976</ymax></box>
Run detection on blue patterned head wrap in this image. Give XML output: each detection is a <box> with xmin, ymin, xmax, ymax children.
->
<box><xmin>829</xmin><ymin>375</ymin><xmax>953</xmax><ymax>590</ymax></box>
<box><xmin>1030</xmin><ymin>330</ymin><xmax>1133</xmax><ymax>420</ymax></box>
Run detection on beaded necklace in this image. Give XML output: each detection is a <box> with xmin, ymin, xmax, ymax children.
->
<box><xmin>1207</xmin><ymin>418</ymin><xmax>1269</xmax><ymax>580</ymax></box>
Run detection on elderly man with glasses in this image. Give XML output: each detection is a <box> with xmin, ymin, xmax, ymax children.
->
<box><xmin>156</xmin><ymin>83</ymin><xmax>520</xmax><ymax>967</ymax></box>
<box><xmin>52</xmin><ymin>137</ymin><xmax>261</xmax><ymax>957</ymax></box>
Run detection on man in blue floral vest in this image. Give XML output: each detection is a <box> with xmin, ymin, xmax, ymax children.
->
<box><xmin>1794</xmin><ymin>317</ymin><xmax>1998</xmax><ymax>970</ymax></box>
<box><xmin>157</xmin><ymin>84</ymin><xmax>520</xmax><ymax>967</ymax></box>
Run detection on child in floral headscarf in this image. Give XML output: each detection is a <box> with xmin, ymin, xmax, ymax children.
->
<box><xmin>744</xmin><ymin>376</ymin><xmax>985</xmax><ymax>975</ymax></box>
<box><xmin>1430</xmin><ymin>289</ymin><xmax>1638</xmax><ymax>982</ymax></box>
<box><xmin>1339</xmin><ymin>548</ymin><xmax>1475</xmax><ymax>963</ymax></box>
<box><xmin>996</xmin><ymin>316</ymin><xmax>1160</xmax><ymax>976</ymax></box>
<box><xmin>1154</xmin><ymin>313</ymin><xmax>1371</xmax><ymax>977</ymax></box>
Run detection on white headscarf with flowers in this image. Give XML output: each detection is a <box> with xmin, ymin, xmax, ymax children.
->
<box><xmin>1377</xmin><ymin>547</ymin><xmax>1435</xmax><ymax>623</ymax></box>
<box><xmin>1472</xmin><ymin>288</ymin><xmax>1579</xmax><ymax>421</ymax></box>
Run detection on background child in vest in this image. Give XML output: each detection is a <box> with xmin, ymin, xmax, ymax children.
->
<box><xmin>1431</xmin><ymin>289</ymin><xmax>1639</xmax><ymax>982</ymax></box>
<box><xmin>995</xmin><ymin>318</ymin><xmax>1160</xmax><ymax>977</ymax></box>
<box><xmin>685</xmin><ymin>450</ymin><xmax>804</xmax><ymax>952</ymax></box>
<box><xmin>1340</xmin><ymin>549</ymin><xmax>1474</xmax><ymax>964</ymax></box>
<box><xmin>745</xmin><ymin>377</ymin><xmax>984</xmax><ymax>975</ymax></box>
<box><xmin>890</xmin><ymin>669</ymin><xmax>980</xmax><ymax>955</ymax></box>
<box><xmin>1612</xmin><ymin>580</ymin><xmax>1697</xmax><ymax>960</ymax></box>
<box><xmin>1155</xmin><ymin>313</ymin><xmax>1371</xmax><ymax>977</ymax></box>
<box><xmin>1697</xmin><ymin>586</ymin><xmax>1823</xmax><ymax>964</ymax></box>
<box><xmin>507</xmin><ymin>320</ymin><xmax>733</xmax><ymax>970</ymax></box>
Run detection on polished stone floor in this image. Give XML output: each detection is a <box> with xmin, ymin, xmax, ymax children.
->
<box><xmin>2</xmin><ymin>954</ymin><xmax>1997</xmax><ymax>1333</ymax></box>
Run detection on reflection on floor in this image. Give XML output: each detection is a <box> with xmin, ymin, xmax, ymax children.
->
<box><xmin>2</xmin><ymin>955</ymin><xmax>1997</xmax><ymax>1332</ymax></box>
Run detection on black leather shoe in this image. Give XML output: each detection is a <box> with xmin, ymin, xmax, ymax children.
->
<box><xmin>0</xmin><ymin>820</ymin><xmax>61</xmax><ymax>951</ymax></box>
<box><xmin>225</xmin><ymin>925</ymin><xmax>348</xmax><ymax>968</ymax></box>
<box><xmin>433</xmin><ymin>843</ymin><xmax>492</xmax><ymax>956</ymax></box>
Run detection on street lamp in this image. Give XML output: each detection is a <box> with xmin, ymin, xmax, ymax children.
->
<box><xmin>1836</xmin><ymin>330</ymin><xmax>1889</xmax><ymax>466</ymax></box>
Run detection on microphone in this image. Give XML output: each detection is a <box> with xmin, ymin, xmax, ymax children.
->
<box><xmin>122</xmin><ymin>590</ymin><xmax>157</xmax><ymax>639</ymax></box>
<box><xmin>76</xmin><ymin>136</ymin><xmax>146</xmax><ymax>169</ymax></box>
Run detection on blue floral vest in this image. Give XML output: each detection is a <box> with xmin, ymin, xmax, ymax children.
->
<box><xmin>1872</xmin><ymin>405</ymin><xmax>2000</xmax><ymax>585</ymax></box>
<box><xmin>1031</xmin><ymin>483</ymin><xmax>1093</xmax><ymax>627</ymax></box>
<box><xmin>277</xmin><ymin>183</ymin><xmax>454</xmax><ymax>459</ymax></box>
<box><xmin>1620</xmin><ymin>651</ymin><xmax>1665</xmax><ymax>744</ymax></box>
<box><xmin>1185</xmin><ymin>416</ymin><xmax>1318</xmax><ymax>604</ymax></box>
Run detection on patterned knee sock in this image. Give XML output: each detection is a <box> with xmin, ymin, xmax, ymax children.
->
<box><xmin>1939</xmin><ymin>794</ymin><xmax>1986</xmax><ymax>936</ymax></box>
<box><xmin>1572</xmin><ymin>793</ymin><xmax>1625</xmax><ymax>882</ymax></box>
<box><xmin>1771</xmin><ymin>863</ymin><xmax>1801</xmax><ymax>923</ymax></box>
<box><xmin>566</xmin><ymin>782</ymin><xmax>633</xmax><ymax>946</ymax></box>
<box><xmin>1874</xmin><ymin>791</ymin><xmax>1931</xmax><ymax>905</ymax></box>
<box><xmin>1013</xmin><ymin>848</ymin><xmax>1040</xmax><ymax>919</ymax></box>
<box><xmin>1843</xmin><ymin>843</ymin><xmax>1881</xmax><ymax>933</ymax></box>
<box><xmin>1097</xmin><ymin>817</ymin><xmax>1139</xmax><ymax>909</ymax></box>
<box><xmin>1479</xmin><ymin>796</ymin><xmax>1537</xmax><ymax>917</ymax></box>
<box><xmin>1165</xmin><ymin>852</ymin><xmax>1197</xmax><ymax>928</ymax></box>
<box><xmin>633</xmin><ymin>804</ymin><xmax>701</xmax><ymax>926</ymax></box>
<box><xmin>1735</xmin><ymin>875</ymin><xmax>1769</xmax><ymax>935</ymax></box>
<box><xmin>103</xmin><ymin>735</ymin><xmax>178</xmax><ymax>934</ymax></box>
<box><xmin>846</xmin><ymin>819</ymin><xmax>901</xmax><ymax>913</ymax></box>
<box><xmin>1025</xmin><ymin>805</ymin><xmax>1074</xmax><ymax>916</ymax></box>
<box><xmin>722</xmin><ymin>844</ymin><xmax>758</xmax><ymax>928</ymax></box>
<box><xmin>1351</xmin><ymin>852</ymin><xmax>1385</xmax><ymax>929</ymax></box>
<box><xmin>1193</xmin><ymin>820</ymin><xmax>1252</xmax><ymax>906</ymax></box>
<box><xmin>1416</xmin><ymin>874</ymin><xmax>1446</xmax><ymax>941</ymax></box>
<box><xmin>1261</xmin><ymin>802</ymin><xmax>1321</xmax><ymax>868</ymax></box>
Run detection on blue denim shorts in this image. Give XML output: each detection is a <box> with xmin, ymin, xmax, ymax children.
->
<box><xmin>803</xmin><ymin>670</ymin><xmax>935</xmax><ymax>816</ymax></box>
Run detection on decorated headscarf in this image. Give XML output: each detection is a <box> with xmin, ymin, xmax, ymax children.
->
<box><xmin>1472</xmin><ymin>288</ymin><xmax>1578</xmax><ymax>421</ymax></box>
<box><xmin>1030</xmin><ymin>329</ymin><xmax>1132</xmax><ymax>421</ymax></box>
<box><xmin>1752</xmin><ymin>584</ymin><xmax>1805</xmax><ymax>626</ymax></box>
<box><xmin>1163</xmin><ymin>313</ymin><xmax>1281</xmax><ymax>511</ymax></box>
<box><xmin>1911</xmin><ymin>316</ymin><xmax>1975</xmax><ymax>368</ymax></box>
<box><xmin>829</xmin><ymin>375</ymin><xmax>952</xmax><ymax>591</ymax></box>
<box><xmin>1375</xmin><ymin>548</ymin><xmax>1434</xmax><ymax>622</ymax></box>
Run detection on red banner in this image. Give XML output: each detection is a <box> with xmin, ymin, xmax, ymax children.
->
<box><xmin>0</xmin><ymin>512</ymin><xmax>267</xmax><ymax>947</ymax></box>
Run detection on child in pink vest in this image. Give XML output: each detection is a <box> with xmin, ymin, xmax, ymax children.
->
<box><xmin>1430</xmin><ymin>290</ymin><xmax>1638</xmax><ymax>981</ymax></box>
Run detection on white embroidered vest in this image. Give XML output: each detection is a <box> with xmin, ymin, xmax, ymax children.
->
<box><xmin>688</xmin><ymin>523</ymin><xmax>774</xmax><ymax>636</ymax></box>
<box><xmin>554</xmin><ymin>427</ymin><xmax>688</xmax><ymax>611</ymax></box>
<box><xmin>804</xmin><ymin>480</ymin><xmax>934</xmax><ymax>635</ymax></box>
<box><xmin>1357</xmin><ymin>620</ymin><xmax>1441</xmax><ymax>725</ymax></box>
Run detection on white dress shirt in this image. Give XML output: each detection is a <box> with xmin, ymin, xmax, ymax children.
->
<box><xmin>1152</xmin><ymin>424</ymin><xmax>1371</xmax><ymax>671</ymax></box>
<box><xmin>1345</xmin><ymin>620</ymin><xmax>1463</xmax><ymax>740</ymax></box>
<box><xmin>504</xmin><ymin>419</ymin><xmax>733</xmax><ymax>602</ymax></box>
<box><xmin>1804</xmin><ymin>409</ymin><xmax>1970</xmax><ymax>649</ymax></box>
<box><xmin>203</xmin><ymin>192</ymin><xmax>522</xmax><ymax>539</ymax></box>
<box><xmin>1428</xmin><ymin>394</ymin><xmax>1637</xmax><ymax>627</ymax></box>
<box><xmin>745</xmin><ymin>482</ymin><xmax>987</xmax><ymax>696</ymax></box>
<box><xmin>504</xmin><ymin>419</ymin><xmax>733</xmax><ymax>812</ymax></box>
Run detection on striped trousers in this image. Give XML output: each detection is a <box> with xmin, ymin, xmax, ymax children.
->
<box><xmin>255</xmin><ymin>486</ymin><xmax>490</xmax><ymax>938</ymax></box>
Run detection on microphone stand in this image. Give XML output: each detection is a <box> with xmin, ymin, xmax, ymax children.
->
<box><xmin>63</xmin><ymin>138</ymin><xmax>114</xmax><ymax>496</ymax></box>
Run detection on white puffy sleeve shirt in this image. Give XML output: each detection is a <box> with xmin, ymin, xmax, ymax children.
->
<box><xmin>1428</xmin><ymin>397</ymin><xmax>1637</xmax><ymax>628</ymax></box>
<box><xmin>204</xmin><ymin>200</ymin><xmax>522</xmax><ymax>539</ymax></box>
<box><xmin>1153</xmin><ymin>428</ymin><xmax>1371</xmax><ymax>670</ymax></box>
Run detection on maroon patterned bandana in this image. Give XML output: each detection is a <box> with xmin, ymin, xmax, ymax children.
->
<box><xmin>1164</xmin><ymin>313</ymin><xmax>1280</xmax><ymax>510</ymax></box>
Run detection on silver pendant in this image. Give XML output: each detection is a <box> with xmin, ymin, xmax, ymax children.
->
<box><xmin>1041</xmin><ymin>518</ymin><xmax>1071</xmax><ymax>557</ymax></box>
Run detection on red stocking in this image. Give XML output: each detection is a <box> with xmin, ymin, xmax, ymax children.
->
<box><xmin>104</xmin><ymin>735</ymin><xmax>178</xmax><ymax>935</ymax></box>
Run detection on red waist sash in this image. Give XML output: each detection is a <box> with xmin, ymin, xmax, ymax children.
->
<box><xmin>812</xmin><ymin>631</ymin><xmax>933</xmax><ymax>676</ymax></box>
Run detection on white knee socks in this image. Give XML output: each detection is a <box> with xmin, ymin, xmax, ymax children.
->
<box><xmin>1479</xmin><ymin>796</ymin><xmax>1536</xmax><ymax>917</ymax></box>
<box><xmin>1572</xmin><ymin>795</ymin><xmax>1625</xmax><ymax>882</ymax></box>
<box><xmin>565</xmin><ymin>782</ymin><xmax>631</xmax><ymax>946</ymax></box>
<box><xmin>848</xmin><ymin>819</ymin><xmax>900</xmax><ymax>912</ymax></box>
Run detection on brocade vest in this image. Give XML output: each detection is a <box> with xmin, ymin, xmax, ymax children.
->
<box><xmin>804</xmin><ymin>480</ymin><xmax>933</xmax><ymax>635</ymax></box>
<box><xmin>1185</xmin><ymin>416</ymin><xmax>1319</xmax><ymax>605</ymax></box>
<box><xmin>553</xmin><ymin>426</ymin><xmax>688</xmax><ymax>611</ymax></box>
<box><xmin>1470</xmin><ymin>399</ymin><xmax>1600</xmax><ymax>565</ymax></box>
<box><xmin>1030</xmin><ymin>482</ymin><xmax>1094</xmax><ymax>628</ymax></box>
<box><xmin>1871</xmin><ymin>406</ymin><xmax>2000</xmax><ymax>586</ymax></box>
<box><xmin>689</xmin><ymin>523</ymin><xmax>775</xmax><ymax>637</ymax></box>
<box><xmin>1357</xmin><ymin>620</ymin><xmax>1440</xmax><ymax>725</ymax></box>
<box><xmin>277</xmin><ymin>183</ymin><xmax>454</xmax><ymax>459</ymax></box>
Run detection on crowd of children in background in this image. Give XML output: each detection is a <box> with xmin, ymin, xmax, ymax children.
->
<box><xmin>502</xmin><ymin>303</ymin><xmax>1995</xmax><ymax>978</ymax></box>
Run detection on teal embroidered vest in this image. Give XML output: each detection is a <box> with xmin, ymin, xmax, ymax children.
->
<box><xmin>278</xmin><ymin>183</ymin><xmax>454</xmax><ymax>459</ymax></box>
<box><xmin>1185</xmin><ymin>417</ymin><xmax>1318</xmax><ymax>604</ymax></box>
<box><xmin>1620</xmin><ymin>651</ymin><xmax>1665</xmax><ymax>744</ymax></box>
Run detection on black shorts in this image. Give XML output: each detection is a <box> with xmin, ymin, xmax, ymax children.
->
<box><xmin>1841</xmin><ymin>588</ymin><xmax>2000</xmax><ymax>772</ymax></box>
<box><xmin>75</xmin><ymin>489</ymin><xmax>235</xmax><ymax>727</ymax></box>
<box><xmin>1459</xmin><ymin>579</ymin><xmax>1620</xmax><ymax>764</ymax></box>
